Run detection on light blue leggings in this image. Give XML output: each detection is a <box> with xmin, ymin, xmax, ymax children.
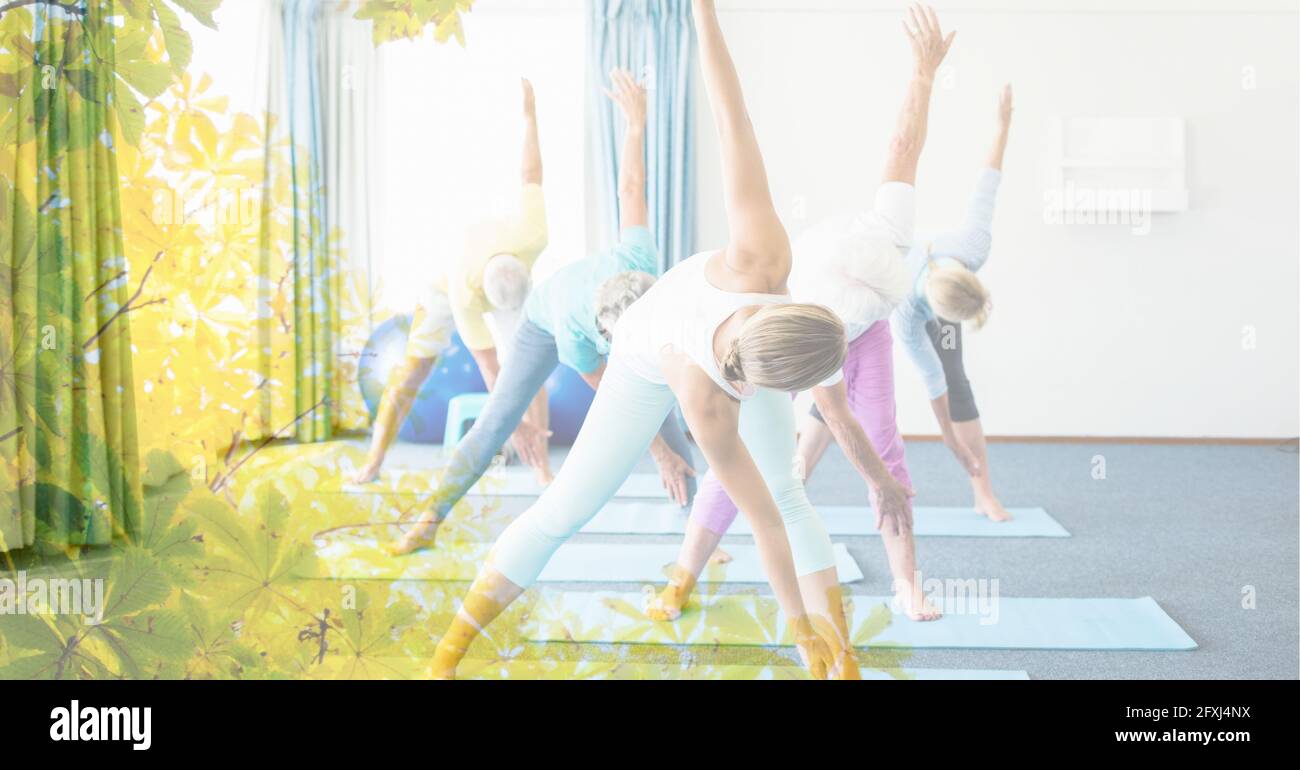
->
<box><xmin>426</xmin><ymin>320</ymin><xmax>694</xmax><ymax>520</ymax></box>
<box><xmin>489</xmin><ymin>356</ymin><xmax>835</xmax><ymax>588</ymax></box>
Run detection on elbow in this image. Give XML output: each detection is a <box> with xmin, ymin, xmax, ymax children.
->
<box><xmin>888</xmin><ymin>131</ymin><xmax>919</xmax><ymax>162</ymax></box>
<box><xmin>618</xmin><ymin>177</ymin><xmax>644</xmax><ymax>201</ymax></box>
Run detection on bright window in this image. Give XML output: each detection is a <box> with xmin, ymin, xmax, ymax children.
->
<box><xmin>374</xmin><ymin>6</ymin><xmax>587</xmax><ymax>313</ymax></box>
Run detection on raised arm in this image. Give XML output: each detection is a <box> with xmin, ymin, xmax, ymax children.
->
<box><xmin>520</xmin><ymin>78</ymin><xmax>542</xmax><ymax>186</ymax></box>
<box><xmin>987</xmin><ymin>83</ymin><xmax>1012</xmax><ymax>171</ymax></box>
<box><xmin>692</xmin><ymin>0</ymin><xmax>790</xmax><ymax>284</ymax></box>
<box><xmin>604</xmin><ymin>69</ymin><xmax>648</xmax><ymax>230</ymax></box>
<box><xmin>882</xmin><ymin>5</ymin><xmax>955</xmax><ymax>184</ymax></box>
<box><xmin>927</xmin><ymin>85</ymin><xmax>1012</xmax><ymax>270</ymax></box>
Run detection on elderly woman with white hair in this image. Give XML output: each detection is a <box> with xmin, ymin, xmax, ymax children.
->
<box><xmin>353</xmin><ymin>79</ymin><xmax>551</xmax><ymax>486</ymax></box>
<box><xmin>387</xmin><ymin>68</ymin><xmax>697</xmax><ymax>555</ymax></box>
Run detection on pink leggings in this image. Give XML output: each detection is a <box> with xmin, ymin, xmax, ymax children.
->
<box><xmin>690</xmin><ymin>319</ymin><xmax>911</xmax><ymax>534</ymax></box>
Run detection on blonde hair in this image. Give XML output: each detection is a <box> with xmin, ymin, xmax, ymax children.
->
<box><xmin>925</xmin><ymin>263</ymin><xmax>992</xmax><ymax>329</ymax></box>
<box><xmin>720</xmin><ymin>304</ymin><xmax>846</xmax><ymax>392</ymax></box>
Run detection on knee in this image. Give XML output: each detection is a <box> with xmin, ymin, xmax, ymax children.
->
<box><xmin>689</xmin><ymin>476</ymin><xmax>738</xmax><ymax>534</ymax></box>
<box><xmin>770</xmin><ymin>480</ymin><xmax>815</xmax><ymax>525</ymax></box>
<box><xmin>528</xmin><ymin>509</ymin><xmax>581</xmax><ymax>543</ymax></box>
<box><xmin>948</xmin><ymin>385</ymin><xmax>979</xmax><ymax>422</ymax></box>
<box><xmin>403</xmin><ymin>357</ymin><xmax>435</xmax><ymax>385</ymax></box>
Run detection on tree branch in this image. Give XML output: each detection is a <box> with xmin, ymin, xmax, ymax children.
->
<box><xmin>209</xmin><ymin>396</ymin><xmax>330</xmax><ymax>493</ymax></box>
<box><xmin>82</xmin><ymin>251</ymin><xmax>163</xmax><ymax>352</ymax></box>
<box><xmin>0</xmin><ymin>0</ymin><xmax>85</xmax><ymax>19</ymax></box>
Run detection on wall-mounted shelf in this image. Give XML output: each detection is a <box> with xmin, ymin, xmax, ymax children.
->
<box><xmin>1046</xmin><ymin>117</ymin><xmax>1188</xmax><ymax>215</ymax></box>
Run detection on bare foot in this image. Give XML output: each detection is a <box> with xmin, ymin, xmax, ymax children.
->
<box><xmin>708</xmin><ymin>546</ymin><xmax>733</xmax><ymax>565</ymax></box>
<box><xmin>386</xmin><ymin>519</ymin><xmax>441</xmax><ymax>555</ymax></box>
<box><xmin>644</xmin><ymin>584</ymin><xmax>691</xmax><ymax>622</ymax></box>
<box><xmin>427</xmin><ymin>641</ymin><xmax>462</xmax><ymax>680</ymax></box>
<box><xmin>974</xmin><ymin>495</ymin><xmax>1013</xmax><ymax>522</ymax></box>
<box><xmin>351</xmin><ymin>459</ymin><xmax>381</xmax><ymax>485</ymax></box>
<box><xmin>832</xmin><ymin>651</ymin><xmax>863</xmax><ymax>680</ymax></box>
<box><xmin>892</xmin><ymin>583</ymin><xmax>943</xmax><ymax>621</ymax></box>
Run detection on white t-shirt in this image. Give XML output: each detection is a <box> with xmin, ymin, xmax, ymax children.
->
<box><xmin>787</xmin><ymin>181</ymin><xmax>915</xmax><ymax>344</ymax></box>
<box><xmin>612</xmin><ymin>252</ymin><xmax>789</xmax><ymax>401</ymax></box>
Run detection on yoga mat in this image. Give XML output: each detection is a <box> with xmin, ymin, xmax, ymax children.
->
<box><xmin>310</xmin><ymin>541</ymin><xmax>863</xmax><ymax>583</ymax></box>
<box><xmin>332</xmin><ymin>469</ymin><xmax>670</xmax><ymax>499</ymax></box>
<box><xmin>523</xmin><ymin>591</ymin><xmax>1197</xmax><ymax>651</ymax></box>
<box><xmin>454</xmin><ymin>660</ymin><xmax>1031</xmax><ymax>681</ymax></box>
<box><xmin>478</xmin><ymin>470</ymin><xmax>669</xmax><ymax>499</ymax></box>
<box><xmin>337</xmin><ymin>443</ymin><xmax>673</xmax><ymax>498</ymax></box>
<box><xmin>580</xmin><ymin>502</ymin><xmax>1068</xmax><ymax>537</ymax></box>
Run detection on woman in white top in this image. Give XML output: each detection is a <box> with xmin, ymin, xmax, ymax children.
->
<box><xmin>430</xmin><ymin>0</ymin><xmax>859</xmax><ymax>680</ymax></box>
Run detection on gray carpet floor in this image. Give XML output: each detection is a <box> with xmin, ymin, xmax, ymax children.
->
<box><xmin>527</xmin><ymin>439</ymin><xmax>1299</xmax><ymax>680</ymax></box>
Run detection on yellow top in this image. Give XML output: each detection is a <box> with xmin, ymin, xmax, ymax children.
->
<box><xmin>432</xmin><ymin>183</ymin><xmax>548</xmax><ymax>350</ymax></box>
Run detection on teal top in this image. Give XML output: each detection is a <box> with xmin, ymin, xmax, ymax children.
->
<box><xmin>526</xmin><ymin>226</ymin><xmax>659</xmax><ymax>374</ymax></box>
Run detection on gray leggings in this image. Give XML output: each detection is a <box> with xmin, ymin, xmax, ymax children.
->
<box><xmin>925</xmin><ymin>318</ymin><xmax>979</xmax><ymax>423</ymax></box>
<box><xmin>426</xmin><ymin>319</ymin><xmax>696</xmax><ymax>520</ymax></box>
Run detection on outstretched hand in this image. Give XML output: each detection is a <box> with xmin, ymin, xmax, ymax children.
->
<box><xmin>521</xmin><ymin>77</ymin><xmax>536</xmax><ymax>116</ymax></box>
<box><xmin>997</xmin><ymin>83</ymin><xmax>1014</xmax><ymax>128</ymax></box>
<box><xmin>903</xmin><ymin>4</ymin><xmax>955</xmax><ymax>79</ymax></box>
<box><xmin>603</xmin><ymin>67</ymin><xmax>647</xmax><ymax>129</ymax></box>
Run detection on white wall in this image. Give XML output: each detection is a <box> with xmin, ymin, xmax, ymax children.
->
<box><xmin>692</xmin><ymin>0</ymin><xmax>1300</xmax><ymax>438</ymax></box>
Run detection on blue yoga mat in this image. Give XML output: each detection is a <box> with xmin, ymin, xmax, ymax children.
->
<box><xmin>335</xmin><ymin>469</ymin><xmax>670</xmax><ymax>499</ymax></box>
<box><xmin>455</xmin><ymin>660</ymin><xmax>1031</xmax><ymax>680</ymax></box>
<box><xmin>580</xmin><ymin>502</ymin><xmax>1068</xmax><ymax>537</ymax></box>
<box><xmin>311</xmin><ymin>541</ymin><xmax>865</xmax><ymax>584</ymax></box>
<box><xmin>523</xmin><ymin>591</ymin><xmax>1197</xmax><ymax>651</ymax></box>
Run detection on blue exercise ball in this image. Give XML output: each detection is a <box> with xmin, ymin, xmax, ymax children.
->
<box><xmin>358</xmin><ymin>315</ymin><xmax>486</xmax><ymax>443</ymax></box>
<box><xmin>358</xmin><ymin>314</ymin><xmax>597</xmax><ymax>445</ymax></box>
<box><xmin>544</xmin><ymin>364</ymin><xmax>595</xmax><ymax>445</ymax></box>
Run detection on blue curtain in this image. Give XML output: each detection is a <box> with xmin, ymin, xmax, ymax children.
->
<box><xmin>259</xmin><ymin>0</ymin><xmax>377</xmax><ymax>442</ymax></box>
<box><xmin>589</xmin><ymin>0</ymin><xmax>696</xmax><ymax>271</ymax></box>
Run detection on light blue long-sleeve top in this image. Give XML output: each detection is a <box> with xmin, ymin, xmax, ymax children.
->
<box><xmin>891</xmin><ymin>168</ymin><xmax>1001</xmax><ymax>399</ymax></box>
<box><xmin>525</xmin><ymin>226</ymin><xmax>659</xmax><ymax>374</ymax></box>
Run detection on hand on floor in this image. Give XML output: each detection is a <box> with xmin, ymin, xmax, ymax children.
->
<box><xmin>351</xmin><ymin>459</ymin><xmax>382</xmax><ymax>485</ymax></box>
<box><xmin>873</xmin><ymin>478</ymin><xmax>916</xmax><ymax>536</ymax></box>
<box><xmin>652</xmin><ymin>448</ymin><xmax>697</xmax><ymax>507</ymax></box>
<box><xmin>509</xmin><ymin>420</ymin><xmax>552</xmax><ymax>477</ymax></box>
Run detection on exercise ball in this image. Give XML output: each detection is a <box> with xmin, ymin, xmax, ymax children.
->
<box><xmin>358</xmin><ymin>315</ymin><xmax>486</xmax><ymax>444</ymax></box>
<box><xmin>544</xmin><ymin>364</ymin><xmax>596</xmax><ymax>445</ymax></box>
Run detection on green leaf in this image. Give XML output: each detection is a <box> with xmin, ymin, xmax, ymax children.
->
<box><xmin>169</xmin><ymin>0</ymin><xmax>220</xmax><ymax>30</ymax></box>
<box><xmin>117</xmin><ymin>57</ymin><xmax>172</xmax><ymax>100</ymax></box>
<box><xmin>153</xmin><ymin>0</ymin><xmax>193</xmax><ymax>75</ymax></box>
<box><xmin>101</xmin><ymin>546</ymin><xmax>170</xmax><ymax>619</ymax></box>
<box><xmin>95</xmin><ymin>608</ymin><xmax>193</xmax><ymax>663</ymax></box>
<box><xmin>141</xmin><ymin>449</ymin><xmax>187</xmax><ymax>489</ymax></box>
<box><xmin>0</xmin><ymin>651</ymin><xmax>64</xmax><ymax>679</ymax></box>
<box><xmin>113</xmin><ymin>79</ymin><xmax>144</xmax><ymax>146</ymax></box>
<box><xmin>0</xmin><ymin>612</ymin><xmax>65</xmax><ymax>654</ymax></box>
